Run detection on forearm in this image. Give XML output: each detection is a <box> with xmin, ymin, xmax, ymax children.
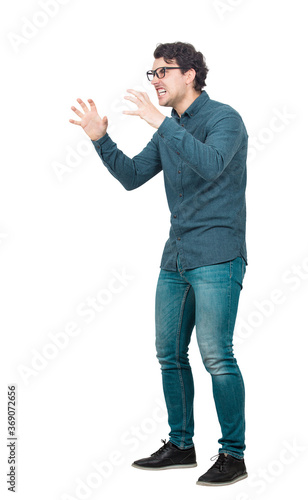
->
<box><xmin>91</xmin><ymin>132</ymin><xmax>162</xmax><ymax>190</ymax></box>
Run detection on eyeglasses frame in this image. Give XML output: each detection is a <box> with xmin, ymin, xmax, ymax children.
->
<box><xmin>146</xmin><ymin>66</ymin><xmax>189</xmax><ymax>81</ymax></box>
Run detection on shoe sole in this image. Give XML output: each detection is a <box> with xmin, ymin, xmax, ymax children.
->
<box><xmin>132</xmin><ymin>463</ymin><xmax>198</xmax><ymax>471</ymax></box>
<box><xmin>196</xmin><ymin>472</ymin><xmax>248</xmax><ymax>486</ymax></box>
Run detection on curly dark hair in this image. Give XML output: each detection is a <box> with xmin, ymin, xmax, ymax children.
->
<box><xmin>153</xmin><ymin>42</ymin><xmax>209</xmax><ymax>91</ymax></box>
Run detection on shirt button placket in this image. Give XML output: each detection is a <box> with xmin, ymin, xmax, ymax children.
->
<box><xmin>176</xmin><ymin>183</ymin><xmax>183</xmax><ymax>243</ymax></box>
<box><xmin>174</xmin><ymin>125</ymin><xmax>184</xmax><ymax>252</ymax></box>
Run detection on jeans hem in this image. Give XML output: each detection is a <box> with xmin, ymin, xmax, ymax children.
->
<box><xmin>219</xmin><ymin>449</ymin><xmax>244</xmax><ymax>459</ymax></box>
<box><xmin>170</xmin><ymin>439</ymin><xmax>194</xmax><ymax>451</ymax></box>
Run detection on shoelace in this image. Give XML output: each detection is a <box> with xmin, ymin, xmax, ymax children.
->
<box><xmin>151</xmin><ymin>439</ymin><xmax>168</xmax><ymax>457</ymax></box>
<box><xmin>209</xmin><ymin>453</ymin><xmax>228</xmax><ymax>472</ymax></box>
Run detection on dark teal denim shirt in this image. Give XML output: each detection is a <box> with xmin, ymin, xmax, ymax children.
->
<box><xmin>91</xmin><ymin>90</ymin><xmax>248</xmax><ymax>271</ymax></box>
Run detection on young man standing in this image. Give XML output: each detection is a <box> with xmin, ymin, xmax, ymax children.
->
<box><xmin>69</xmin><ymin>42</ymin><xmax>249</xmax><ymax>487</ymax></box>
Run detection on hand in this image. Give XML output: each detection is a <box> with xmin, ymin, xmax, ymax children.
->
<box><xmin>69</xmin><ymin>98</ymin><xmax>108</xmax><ymax>141</ymax></box>
<box><xmin>123</xmin><ymin>90</ymin><xmax>165</xmax><ymax>129</ymax></box>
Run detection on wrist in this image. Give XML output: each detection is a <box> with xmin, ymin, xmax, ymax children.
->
<box><xmin>153</xmin><ymin>114</ymin><xmax>166</xmax><ymax>129</ymax></box>
<box><xmin>90</xmin><ymin>131</ymin><xmax>106</xmax><ymax>141</ymax></box>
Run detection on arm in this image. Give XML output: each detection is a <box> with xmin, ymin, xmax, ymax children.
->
<box><xmin>121</xmin><ymin>90</ymin><xmax>247</xmax><ymax>182</ymax></box>
<box><xmin>157</xmin><ymin>113</ymin><xmax>248</xmax><ymax>182</ymax></box>
<box><xmin>91</xmin><ymin>132</ymin><xmax>162</xmax><ymax>191</ymax></box>
<box><xmin>69</xmin><ymin>97</ymin><xmax>162</xmax><ymax>190</ymax></box>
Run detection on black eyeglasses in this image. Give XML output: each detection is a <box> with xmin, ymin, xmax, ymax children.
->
<box><xmin>146</xmin><ymin>66</ymin><xmax>187</xmax><ymax>81</ymax></box>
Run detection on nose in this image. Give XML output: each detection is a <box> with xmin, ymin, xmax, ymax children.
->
<box><xmin>151</xmin><ymin>74</ymin><xmax>159</xmax><ymax>85</ymax></box>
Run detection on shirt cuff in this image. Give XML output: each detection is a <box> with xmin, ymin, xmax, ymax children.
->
<box><xmin>91</xmin><ymin>133</ymin><xmax>112</xmax><ymax>150</ymax></box>
<box><xmin>157</xmin><ymin>116</ymin><xmax>171</xmax><ymax>136</ymax></box>
<box><xmin>157</xmin><ymin>116</ymin><xmax>181</xmax><ymax>140</ymax></box>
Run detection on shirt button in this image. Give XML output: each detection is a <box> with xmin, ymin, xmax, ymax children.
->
<box><xmin>176</xmin><ymin>151</ymin><xmax>180</xmax><ymax>155</ymax></box>
<box><xmin>160</xmin><ymin>133</ymin><xmax>164</xmax><ymax>138</ymax></box>
<box><xmin>178</xmin><ymin>170</ymin><xmax>181</xmax><ymax>174</ymax></box>
<box><xmin>177</xmin><ymin>237</ymin><xmax>181</xmax><ymax>241</ymax></box>
<box><xmin>181</xmin><ymin>124</ymin><xmax>184</xmax><ymax>127</ymax></box>
<box><xmin>173</xmin><ymin>215</ymin><xmax>177</xmax><ymax>218</ymax></box>
<box><xmin>179</xmin><ymin>193</ymin><xmax>182</xmax><ymax>197</ymax></box>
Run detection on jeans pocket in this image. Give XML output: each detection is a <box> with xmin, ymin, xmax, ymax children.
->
<box><xmin>230</xmin><ymin>257</ymin><xmax>245</xmax><ymax>289</ymax></box>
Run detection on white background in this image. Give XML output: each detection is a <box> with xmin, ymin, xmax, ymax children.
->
<box><xmin>1</xmin><ymin>0</ymin><xmax>307</xmax><ymax>499</ymax></box>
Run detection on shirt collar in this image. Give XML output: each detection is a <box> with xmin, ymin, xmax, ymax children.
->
<box><xmin>171</xmin><ymin>90</ymin><xmax>210</xmax><ymax>119</ymax></box>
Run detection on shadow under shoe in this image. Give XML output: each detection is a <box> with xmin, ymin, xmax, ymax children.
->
<box><xmin>197</xmin><ymin>453</ymin><xmax>248</xmax><ymax>486</ymax></box>
<box><xmin>132</xmin><ymin>439</ymin><xmax>197</xmax><ymax>470</ymax></box>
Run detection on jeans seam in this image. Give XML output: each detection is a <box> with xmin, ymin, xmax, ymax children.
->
<box><xmin>227</xmin><ymin>262</ymin><xmax>232</xmax><ymax>346</ymax></box>
<box><xmin>176</xmin><ymin>284</ymin><xmax>191</xmax><ymax>449</ymax></box>
<box><xmin>224</xmin><ymin>262</ymin><xmax>245</xmax><ymax>455</ymax></box>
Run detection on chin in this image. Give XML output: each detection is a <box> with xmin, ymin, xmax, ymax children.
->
<box><xmin>159</xmin><ymin>98</ymin><xmax>172</xmax><ymax>108</ymax></box>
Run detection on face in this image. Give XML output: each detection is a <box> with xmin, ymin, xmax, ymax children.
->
<box><xmin>150</xmin><ymin>57</ymin><xmax>191</xmax><ymax>108</ymax></box>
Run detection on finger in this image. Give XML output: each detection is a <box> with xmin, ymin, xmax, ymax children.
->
<box><xmin>76</xmin><ymin>98</ymin><xmax>89</xmax><ymax>113</ymax></box>
<box><xmin>71</xmin><ymin>106</ymin><xmax>83</xmax><ymax>118</ymax></box>
<box><xmin>126</xmin><ymin>89</ymin><xmax>145</xmax><ymax>102</ymax></box>
<box><xmin>122</xmin><ymin>110</ymin><xmax>140</xmax><ymax>116</ymax></box>
<box><xmin>142</xmin><ymin>92</ymin><xmax>151</xmax><ymax>103</ymax></box>
<box><xmin>128</xmin><ymin>90</ymin><xmax>151</xmax><ymax>105</ymax></box>
<box><xmin>88</xmin><ymin>99</ymin><xmax>97</xmax><ymax>112</ymax></box>
<box><xmin>123</xmin><ymin>95</ymin><xmax>139</xmax><ymax>105</ymax></box>
<box><xmin>69</xmin><ymin>119</ymin><xmax>81</xmax><ymax>125</ymax></box>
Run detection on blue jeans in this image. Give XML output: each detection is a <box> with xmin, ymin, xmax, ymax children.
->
<box><xmin>155</xmin><ymin>255</ymin><xmax>246</xmax><ymax>459</ymax></box>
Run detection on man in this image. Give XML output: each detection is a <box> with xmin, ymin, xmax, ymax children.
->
<box><xmin>69</xmin><ymin>42</ymin><xmax>249</xmax><ymax>487</ymax></box>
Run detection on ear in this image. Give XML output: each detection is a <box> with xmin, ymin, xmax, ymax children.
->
<box><xmin>185</xmin><ymin>68</ymin><xmax>196</xmax><ymax>86</ymax></box>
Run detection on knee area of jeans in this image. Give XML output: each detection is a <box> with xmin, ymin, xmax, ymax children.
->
<box><xmin>156</xmin><ymin>345</ymin><xmax>172</xmax><ymax>359</ymax></box>
<box><xmin>201</xmin><ymin>355</ymin><xmax>237</xmax><ymax>375</ymax></box>
<box><xmin>156</xmin><ymin>350</ymin><xmax>174</xmax><ymax>365</ymax></box>
<box><xmin>156</xmin><ymin>357</ymin><xmax>191</xmax><ymax>371</ymax></box>
<box><xmin>156</xmin><ymin>348</ymin><xmax>190</xmax><ymax>364</ymax></box>
<box><xmin>203</xmin><ymin>362</ymin><xmax>221</xmax><ymax>375</ymax></box>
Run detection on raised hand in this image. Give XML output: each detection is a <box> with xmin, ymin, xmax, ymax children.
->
<box><xmin>69</xmin><ymin>98</ymin><xmax>108</xmax><ymax>141</ymax></box>
<box><xmin>123</xmin><ymin>90</ymin><xmax>165</xmax><ymax>129</ymax></box>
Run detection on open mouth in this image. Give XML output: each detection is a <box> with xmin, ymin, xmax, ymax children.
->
<box><xmin>157</xmin><ymin>88</ymin><xmax>167</xmax><ymax>97</ymax></box>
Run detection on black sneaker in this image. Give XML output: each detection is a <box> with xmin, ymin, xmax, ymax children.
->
<box><xmin>132</xmin><ymin>439</ymin><xmax>197</xmax><ymax>470</ymax></box>
<box><xmin>197</xmin><ymin>453</ymin><xmax>248</xmax><ymax>486</ymax></box>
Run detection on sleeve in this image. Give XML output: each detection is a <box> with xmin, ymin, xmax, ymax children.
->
<box><xmin>91</xmin><ymin>132</ymin><xmax>162</xmax><ymax>191</ymax></box>
<box><xmin>157</xmin><ymin>113</ymin><xmax>247</xmax><ymax>182</ymax></box>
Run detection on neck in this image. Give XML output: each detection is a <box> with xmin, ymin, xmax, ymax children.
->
<box><xmin>174</xmin><ymin>89</ymin><xmax>202</xmax><ymax>117</ymax></box>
